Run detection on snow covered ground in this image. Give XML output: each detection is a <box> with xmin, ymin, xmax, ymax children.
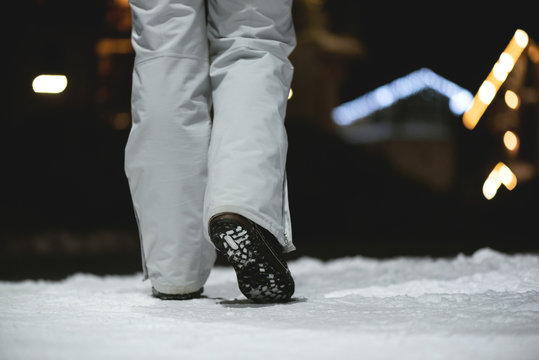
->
<box><xmin>1</xmin><ymin>247</ymin><xmax>538</xmax><ymax>359</ymax></box>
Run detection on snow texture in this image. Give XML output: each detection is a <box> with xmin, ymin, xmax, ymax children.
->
<box><xmin>1</xmin><ymin>248</ymin><xmax>538</xmax><ymax>359</ymax></box>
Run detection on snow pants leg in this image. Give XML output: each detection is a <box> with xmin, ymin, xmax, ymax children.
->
<box><xmin>204</xmin><ymin>0</ymin><xmax>296</xmax><ymax>252</ymax></box>
<box><xmin>126</xmin><ymin>0</ymin><xmax>216</xmax><ymax>294</ymax></box>
<box><xmin>125</xmin><ymin>0</ymin><xmax>295</xmax><ymax>295</ymax></box>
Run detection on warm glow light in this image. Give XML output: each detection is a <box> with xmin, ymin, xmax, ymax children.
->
<box><xmin>288</xmin><ymin>88</ymin><xmax>293</xmax><ymax>100</ymax></box>
<box><xmin>492</xmin><ymin>62</ymin><xmax>509</xmax><ymax>82</ymax></box>
<box><xmin>515</xmin><ymin>29</ymin><xmax>529</xmax><ymax>48</ymax></box>
<box><xmin>529</xmin><ymin>44</ymin><xmax>539</xmax><ymax>63</ymax></box>
<box><xmin>477</xmin><ymin>81</ymin><xmax>496</xmax><ymax>105</ymax></box>
<box><xmin>32</xmin><ymin>75</ymin><xmax>68</xmax><ymax>94</ymax></box>
<box><xmin>112</xmin><ymin>112</ymin><xmax>131</xmax><ymax>130</ymax></box>
<box><xmin>504</xmin><ymin>90</ymin><xmax>519</xmax><ymax>109</ymax></box>
<box><xmin>462</xmin><ymin>29</ymin><xmax>530</xmax><ymax>130</ymax></box>
<box><xmin>482</xmin><ymin>162</ymin><xmax>518</xmax><ymax>199</ymax></box>
<box><xmin>498</xmin><ymin>163</ymin><xmax>517</xmax><ymax>190</ymax></box>
<box><xmin>95</xmin><ymin>38</ymin><xmax>133</xmax><ymax>56</ymax></box>
<box><xmin>503</xmin><ymin>130</ymin><xmax>519</xmax><ymax>151</ymax></box>
<box><xmin>482</xmin><ymin>175</ymin><xmax>499</xmax><ymax>200</ymax></box>
<box><xmin>498</xmin><ymin>52</ymin><xmax>515</xmax><ymax>74</ymax></box>
<box><xmin>462</xmin><ymin>100</ymin><xmax>487</xmax><ymax>130</ymax></box>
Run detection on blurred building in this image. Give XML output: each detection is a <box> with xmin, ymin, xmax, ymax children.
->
<box><xmin>288</xmin><ymin>0</ymin><xmax>363</xmax><ymax>130</ymax></box>
<box><xmin>332</xmin><ymin>68</ymin><xmax>473</xmax><ymax>191</ymax></box>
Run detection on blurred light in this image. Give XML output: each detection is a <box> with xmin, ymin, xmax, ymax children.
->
<box><xmin>32</xmin><ymin>75</ymin><xmax>68</xmax><ymax>94</ymax></box>
<box><xmin>477</xmin><ymin>80</ymin><xmax>496</xmax><ymax>105</ymax></box>
<box><xmin>504</xmin><ymin>90</ymin><xmax>519</xmax><ymax>109</ymax></box>
<box><xmin>482</xmin><ymin>162</ymin><xmax>517</xmax><ymax>199</ymax></box>
<box><xmin>515</xmin><ymin>29</ymin><xmax>529</xmax><ymax>48</ymax></box>
<box><xmin>492</xmin><ymin>62</ymin><xmax>509</xmax><ymax>82</ymax></box>
<box><xmin>462</xmin><ymin>29</ymin><xmax>529</xmax><ymax>130</ymax></box>
<box><xmin>112</xmin><ymin>112</ymin><xmax>131</xmax><ymax>130</ymax></box>
<box><xmin>498</xmin><ymin>52</ymin><xmax>515</xmax><ymax>74</ymax></box>
<box><xmin>288</xmin><ymin>88</ymin><xmax>293</xmax><ymax>100</ymax></box>
<box><xmin>115</xmin><ymin>0</ymin><xmax>130</xmax><ymax>7</ymax></box>
<box><xmin>503</xmin><ymin>130</ymin><xmax>519</xmax><ymax>151</ymax></box>
<box><xmin>332</xmin><ymin>68</ymin><xmax>472</xmax><ymax>126</ymax></box>
<box><xmin>482</xmin><ymin>176</ymin><xmax>499</xmax><ymax>200</ymax></box>
<box><xmin>462</xmin><ymin>100</ymin><xmax>488</xmax><ymax>130</ymax></box>
<box><xmin>449</xmin><ymin>90</ymin><xmax>474</xmax><ymax>115</ymax></box>
<box><xmin>529</xmin><ymin>44</ymin><xmax>539</xmax><ymax>63</ymax></box>
<box><xmin>374</xmin><ymin>87</ymin><xmax>395</xmax><ymax>106</ymax></box>
<box><xmin>498</xmin><ymin>163</ymin><xmax>517</xmax><ymax>190</ymax></box>
<box><xmin>95</xmin><ymin>38</ymin><xmax>133</xmax><ymax>56</ymax></box>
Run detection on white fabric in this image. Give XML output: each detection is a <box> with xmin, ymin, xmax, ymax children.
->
<box><xmin>125</xmin><ymin>0</ymin><xmax>296</xmax><ymax>294</ymax></box>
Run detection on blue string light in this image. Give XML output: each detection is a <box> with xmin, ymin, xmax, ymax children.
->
<box><xmin>332</xmin><ymin>68</ymin><xmax>473</xmax><ymax>126</ymax></box>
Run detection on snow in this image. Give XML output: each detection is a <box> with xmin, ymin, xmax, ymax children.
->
<box><xmin>1</xmin><ymin>248</ymin><xmax>538</xmax><ymax>359</ymax></box>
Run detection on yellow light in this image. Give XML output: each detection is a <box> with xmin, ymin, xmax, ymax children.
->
<box><xmin>514</xmin><ymin>29</ymin><xmax>529</xmax><ymax>48</ymax></box>
<box><xmin>504</xmin><ymin>90</ymin><xmax>519</xmax><ymax>109</ymax></box>
<box><xmin>288</xmin><ymin>88</ymin><xmax>293</xmax><ymax>100</ymax></box>
<box><xmin>503</xmin><ymin>130</ymin><xmax>519</xmax><ymax>151</ymax></box>
<box><xmin>498</xmin><ymin>52</ymin><xmax>515</xmax><ymax>74</ymax></box>
<box><xmin>492</xmin><ymin>63</ymin><xmax>508</xmax><ymax>82</ymax></box>
<box><xmin>483</xmin><ymin>162</ymin><xmax>518</xmax><ymax>199</ymax></box>
<box><xmin>32</xmin><ymin>74</ymin><xmax>68</xmax><ymax>94</ymax></box>
<box><xmin>494</xmin><ymin>163</ymin><xmax>517</xmax><ymax>190</ymax></box>
<box><xmin>462</xmin><ymin>100</ymin><xmax>487</xmax><ymax>130</ymax></box>
<box><xmin>482</xmin><ymin>175</ymin><xmax>500</xmax><ymax>200</ymax></box>
<box><xmin>462</xmin><ymin>29</ymin><xmax>530</xmax><ymax>131</ymax></box>
<box><xmin>477</xmin><ymin>80</ymin><xmax>496</xmax><ymax>105</ymax></box>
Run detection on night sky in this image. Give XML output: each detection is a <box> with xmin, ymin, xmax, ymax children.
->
<box><xmin>324</xmin><ymin>2</ymin><xmax>539</xmax><ymax>98</ymax></box>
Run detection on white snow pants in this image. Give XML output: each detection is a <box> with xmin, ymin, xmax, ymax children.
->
<box><xmin>125</xmin><ymin>0</ymin><xmax>296</xmax><ymax>294</ymax></box>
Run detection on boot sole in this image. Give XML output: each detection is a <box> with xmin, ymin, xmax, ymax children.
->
<box><xmin>210</xmin><ymin>217</ymin><xmax>294</xmax><ymax>303</ymax></box>
<box><xmin>151</xmin><ymin>287</ymin><xmax>204</xmax><ymax>300</ymax></box>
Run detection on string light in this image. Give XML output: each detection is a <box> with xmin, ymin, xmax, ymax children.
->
<box><xmin>332</xmin><ymin>68</ymin><xmax>472</xmax><ymax>126</ymax></box>
<box><xmin>504</xmin><ymin>90</ymin><xmax>519</xmax><ymax>109</ymax></box>
<box><xmin>462</xmin><ymin>29</ymin><xmax>529</xmax><ymax>130</ymax></box>
<box><xmin>503</xmin><ymin>130</ymin><xmax>519</xmax><ymax>151</ymax></box>
<box><xmin>482</xmin><ymin>162</ymin><xmax>517</xmax><ymax>200</ymax></box>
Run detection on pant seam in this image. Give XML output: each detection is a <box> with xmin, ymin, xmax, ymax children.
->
<box><xmin>135</xmin><ymin>52</ymin><xmax>208</xmax><ymax>67</ymax></box>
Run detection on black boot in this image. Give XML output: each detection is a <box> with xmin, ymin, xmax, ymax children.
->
<box><xmin>151</xmin><ymin>287</ymin><xmax>204</xmax><ymax>300</ymax></box>
<box><xmin>209</xmin><ymin>213</ymin><xmax>295</xmax><ymax>303</ymax></box>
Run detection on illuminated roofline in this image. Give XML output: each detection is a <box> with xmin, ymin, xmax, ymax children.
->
<box><xmin>332</xmin><ymin>68</ymin><xmax>473</xmax><ymax>126</ymax></box>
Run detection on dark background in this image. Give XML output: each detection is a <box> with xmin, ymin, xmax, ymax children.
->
<box><xmin>2</xmin><ymin>1</ymin><xmax>538</xmax><ymax>280</ymax></box>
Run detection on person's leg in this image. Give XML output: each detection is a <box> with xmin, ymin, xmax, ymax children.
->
<box><xmin>125</xmin><ymin>0</ymin><xmax>216</xmax><ymax>296</ymax></box>
<box><xmin>204</xmin><ymin>0</ymin><xmax>296</xmax><ymax>253</ymax></box>
<box><xmin>204</xmin><ymin>0</ymin><xmax>296</xmax><ymax>302</ymax></box>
